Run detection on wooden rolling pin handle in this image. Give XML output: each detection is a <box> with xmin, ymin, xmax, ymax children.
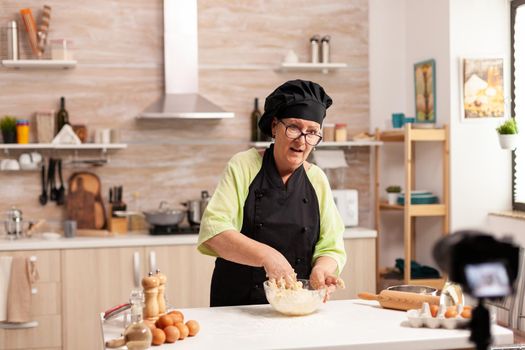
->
<box><xmin>105</xmin><ymin>337</ymin><xmax>125</xmax><ymax>348</ymax></box>
<box><xmin>357</xmin><ymin>292</ymin><xmax>379</xmax><ymax>301</ymax></box>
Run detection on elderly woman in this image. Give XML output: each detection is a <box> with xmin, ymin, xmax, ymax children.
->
<box><xmin>197</xmin><ymin>79</ymin><xmax>346</xmax><ymax>307</ymax></box>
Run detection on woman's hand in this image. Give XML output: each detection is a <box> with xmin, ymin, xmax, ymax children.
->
<box><xmin>309</xmin><ymin>256</ymin><xmax>344</xmax><ymax>302</ymax></box>
<box><xmin>260</xmin><ymin>246</ymin><xmax>295</xmax><ymax>284</ymax></box>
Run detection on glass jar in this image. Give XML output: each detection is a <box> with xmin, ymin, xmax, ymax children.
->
<box><xmin>50</xmin><ymin>39</ymin><xmax>74</xmax><ymax>60</ymax></box>
<box><xmin>124</xmin><ymin>289</ymin><xmax>152</xmax><ymax>350</ymax></box>
<box><xmin>323</xmin><ymin>123</ymin><xmax>335</xmax><ymax>142</ymax></box>
<box><xmin>335</xmin><ymin>123</ymin><xmax>347</xmax><ymax>142</ymax></box>
<box><xmin>16</xmin><ymin>119</ymin><xmax>30</xmax><ymax>144</ymax></box>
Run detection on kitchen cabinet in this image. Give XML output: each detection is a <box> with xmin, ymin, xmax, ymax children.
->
<box><xmin>0</xmin><ymin>250</ymin><xmax>62</xmax><ymax>350</ymax></box>
<box><xmin>144</xmin><ymin>245</ymin><xmax>216</xmax><ymax>308</ymax></box>
<box><xmin>332</xmin><ymin>238</ymin><xmax>376</xmax><ymax>300</ymax></box>
<box><xmin>61</xmin><ymin>247</ymin><xmax>145</xmax><ymax>350</ymax></box>
<box><xmin>374</xmin><ymin>124</ymin><xmax>450</xmax><ymax>290</ymax></box>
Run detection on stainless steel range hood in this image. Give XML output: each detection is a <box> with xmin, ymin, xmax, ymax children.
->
<box><xmin>138</xmin><ymin>0</ymin><xmax>234</xmax><ymax>119</ymax></box>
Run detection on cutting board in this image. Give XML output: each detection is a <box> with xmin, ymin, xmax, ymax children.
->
<box><xmin>67</xmin><ymin>172</ymin><xmax>106</xmax><ymax>229</ymax></box>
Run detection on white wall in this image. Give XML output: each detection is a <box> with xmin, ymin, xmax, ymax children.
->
<box><xmin>370</xmin><ymin>0</ymin><xmax>450</xmax><ymax>267</ymax></box>
<box><xmin>369</xmin><ymin>0</ymin><xmax>407</xmax><ymax>267</ymax></box>
<box><xmin>370</xmin><ymin>0</ymin><xmax>514</xmax><ymax>269</ymax></box>
<box><xmin>449</xmin><ymin>0</ymin><xmax>512</xmax><ymax>231</ymax></box>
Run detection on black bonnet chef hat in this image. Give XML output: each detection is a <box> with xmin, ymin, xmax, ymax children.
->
<box><xmin>258</xmin><ymin>79</ymin><xmax>333</xmax><ymax>137</ymax></box>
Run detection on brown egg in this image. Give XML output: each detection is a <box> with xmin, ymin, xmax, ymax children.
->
<box><xmin>186</xmin><ymin>320</ymin><xmax>200</xmax><ymax>336</ymax></box>
<box><xmin>444</xmin><ymin>309</ymin><xmax>458</xmax><ymax>318</ymax></box>
<box><xmin>430</xmin><ymin>305</ymin><xmax>439</xmax><ymax>318</ymax></box>
<box><xmin>461</xmin><ymin>308</ymin><xmax>472</xmax><ymax>319</ymax></box>
<box><xmin>164</xmin><ymin>325</ymin><xmax>180</xmax><ymax>343</ymax></box>
<box><xmin>174</xmin><ymin>322</ymin><xmax>189</xmax><ymax>340</ymax></box>
<box><xmin>462</xmin><ymin>305</ymin><xmax>473</xmax><ymax>311</ymax></box>
<box><xmin>156</xmin><ymin>315</ymin><xmax>173</xmax><ymax>329</ymax></box>
<box><xmin>169</xmin><ymin>310</ymin><xmax>184</xmax><ymax>323</ymax></box>
<box><xmin>151</xmin><ymin>328</ymin><xmax>165</xmax><ymax>346</ymax></box>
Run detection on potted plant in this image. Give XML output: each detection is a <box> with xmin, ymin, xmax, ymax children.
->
<box><xmin>0</xmin><ymin>116</ymin><xmax>17</xmax><ymax>144</ymax></box>
<box><xmin>496</xmin><ymin>117</ymin><xmax>519</xmax><ymax>150</ymax></box>
<box><xmin>386</xmin><ymin>185</ymin><xmax>401</xmax><ymax>205</ymax></box>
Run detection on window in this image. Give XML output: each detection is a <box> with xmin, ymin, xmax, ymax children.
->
<box><xmin>511</xmin><ymin>0</ymin><xmax>525</xmax><ymax>210</ymax></box>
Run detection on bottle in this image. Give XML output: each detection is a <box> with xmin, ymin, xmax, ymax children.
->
<box><xmin>321</xmin><ymin>35</ymin><xmax>331</xmax><ymax>63</ymax></box>
<box><xmin>56</xmin><ymin>96</ymin><xmax>70</xmax><ymax>134</ymax></box>
<box><xmin>123</xmin><ymin>289</ymin><xmax>152</xmax><ymax>350</ymax></box>
<box><xmin>310</xmin><ymin>35</ymin><xmax>320</xmax><ymax>63</ymax></box>
<box><xmin>7</xmin><ymin>21</ymin><xmax>19</xmax><ymax>60</ymax></box>
<box><xmin>250</xmin><ymin>98</ymin><xmax>263</xmax><ymax>142</ymax></box>
<box><xmin>16</xmin><ymin>119</ymin><xmax>30</xmax><ymax>144</ymax></box>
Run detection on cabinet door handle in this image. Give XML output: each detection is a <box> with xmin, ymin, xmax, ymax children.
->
<box><xmin>149</xmin><ymin>251</ymin><xmax>157</xmax><ymax>274</ymax></box>
<box><xmin>133</xmin><ymin>251</ymin><xmax>141</xmax><ymax>288</ymax></box>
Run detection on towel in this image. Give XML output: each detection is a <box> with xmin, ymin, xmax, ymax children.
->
<box><xmin>6</xmin><ymin>257</ymin><xmax>39</xmax><ymax>323</ymax></box>
<box><xmin>0</xmin><ymin>256</ymin><xmax>13</xmax><ymax>321</ymax></box>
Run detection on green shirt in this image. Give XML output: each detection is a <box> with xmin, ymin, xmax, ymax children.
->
<box><xmin>197</xmin><ymin>148</ymin><xmax>347</xmax><ymax>274</ymax></box>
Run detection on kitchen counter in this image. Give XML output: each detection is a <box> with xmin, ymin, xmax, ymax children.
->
<box><xmin>0</xmin><ymin>227</ymin><xmax>376</xmax><ymax>251</ymax></box>
<box><xmin>101</xmin><ymin>299</ymin><xmax>513</xmax><ymax>350</ymax></box>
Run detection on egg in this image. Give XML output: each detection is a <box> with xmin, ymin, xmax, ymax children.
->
<box><xmin>151</xmin><ymin>328</ymin><xmax>165</xmax><ymax>346</ymax></box>
<box><xmin>156</xmin><ymin>315</ymin><xmax>173</xmax><ymax>329</ymax></box>
<box><xmin>461</xmin><ymin>308</ymin><xmax>472</xmax><ymax>319</ymax></box>
<box><xmin>430</xmin><ymin>305</ymin><xmax>439</xmax><ymax>318</ymax></box>
<box><xmin>186</xmin><ymin>320</ymin><xmax>200</xmax><ymax>336</ymax></box>
<box><xmin>164</xmin><ymin>325</ymin><xmax>180</xmax><ymax>343</ymax></box>
<box><xmin>169</xmin><ymin>310</ymin><xmax>184</xmax><ymax>323</ymax></box>
<box><xmin>174</xmin><ymin>322</ymin><xmax>189</xmax><ymax>340</ymax></box>
<box><xmin>444</xmin><ymin>309</ymin><xmax>458</xmax><ymax>318</ymax></box>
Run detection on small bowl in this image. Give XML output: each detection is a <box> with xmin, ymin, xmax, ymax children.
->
<box><xmin>387</xmin><ymin>285</ymin><xmax>438</xmax><ymax>295</ymax></box>
<box><xmin>263</xmin><ymin>279</ymin><xmax>326</xmax><ymax>316</ymax></box>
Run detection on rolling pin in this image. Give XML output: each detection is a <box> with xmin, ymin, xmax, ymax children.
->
<box><xmin>358</xmin><ymin>290</ymin><xmax>440</xmax><ymax>311</ymax></box>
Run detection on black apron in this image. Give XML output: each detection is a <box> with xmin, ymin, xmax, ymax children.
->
<box><xmin>210</xmin><ymin>144</ymin><xmax>320</xmax><ymax>306</ymax></box>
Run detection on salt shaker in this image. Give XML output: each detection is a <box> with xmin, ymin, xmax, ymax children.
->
<box><xmin>310</xmin><ymin>35</ymin><xmax>320</xmax><ymax>63</ymax></box>
<box><xmin>7</xmin><ymin>20</ymin><xmax>19</xmax><ymax>60</ymax></box>
<box><xmin>321</xmin><ymin>35</ymin><xmax>331</xmax><ymax>63</ymax></box>
<box><xmin>155</xmin><ymin>269</ymin><xmax>167</xmax><ymax>315</ymax></box>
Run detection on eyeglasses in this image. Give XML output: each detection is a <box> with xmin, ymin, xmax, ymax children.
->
<box><xmin>279</xmin><ymin>121</ymin><xmax>323</xmax><ymax>146</ymax></box>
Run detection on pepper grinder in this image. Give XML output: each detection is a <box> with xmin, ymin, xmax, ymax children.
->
<box><xmin>156</xmin><ymin>269</ymin><xmax>167</xmax><ymax>315</ymax></box>
<box><xmin>142</xmin><ymin>272</ymin><xmax>159</xmax><ymax>321</ymax></box>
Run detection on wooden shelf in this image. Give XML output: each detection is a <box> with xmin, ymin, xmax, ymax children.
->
<box><xmin>379</xmin><ymin>202</ymin><xmax>446</xmax><ymax>217</ymax></box>
<box><xmin>375</xmin><ymin>124</ymin><xmax>450</xmax><ymax>291</ymax></box>
<box><xmin>1</xmin><ymin>59</ymin><xmax>77</xmax><ymax>69</ymax></box>
<box><xmin>251</xmin><ymin>140</ymin><xmax>382</xmax><ymax>148</ymax></box>
<box><xmin>278</xmin><ymin>62</ymin><xmax>348</xmax><ymax>74</ymax></box>
<box><xmin>380</xmin><ymin>128</ymin><xmax>446</xmax><ymax>142</ymax></box>
<box><xmin>0</xmin><ymin>143</ymin><xmax>126</xmax><ymax>151</ymax></box>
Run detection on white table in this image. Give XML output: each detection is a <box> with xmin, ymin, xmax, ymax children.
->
<box><xmin>101</xmin><ymin>299</ymin><xmax>514</xmax><ymax>350</ymax></box>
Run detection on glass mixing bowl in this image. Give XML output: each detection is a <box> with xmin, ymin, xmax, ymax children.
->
<box><xmin>263</xmin><ymin>279</ymin><xmax>326</xmax><ymax>316</ymax></box>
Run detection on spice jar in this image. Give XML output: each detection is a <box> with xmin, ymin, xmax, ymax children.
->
<box><xmin>16</xmin><ymin>119</ymin><xmax>30</xmax><ymax>144</ymax></box>
<box><xmin>323</xmin><ymin>123</ymin><xmax>335</xmax><ymax>142</ymax></box>
<box><xmin>335</xmin><ymin>123</ymin><xmax>347</xmax><ymax>142</ymax></box>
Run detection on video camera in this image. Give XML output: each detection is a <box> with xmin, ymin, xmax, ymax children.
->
<box><xmin>433</xmin><ymin>230</ymin><xmax>520</xmax><ymax>350</ymax></box>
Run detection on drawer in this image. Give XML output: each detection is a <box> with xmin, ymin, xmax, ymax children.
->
<box><xmin>0</xmin><ymin>314</ymin><xmax>61</xmax><ymax>349</ymax></box>
<box><xmin>0</xmin><ymin>250</ymin><xmax>60</xmax><ymax>283</ymax></box>
<box><xmin>32</xmin><ymin>282</ymin><xmax>61</xmax><ymax>316</ymax></box>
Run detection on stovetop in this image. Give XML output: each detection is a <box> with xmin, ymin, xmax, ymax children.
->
<box><xmin>149</xmin><ymin>225</ymin><xmax>200</xmax><ymax>235</ymax></box>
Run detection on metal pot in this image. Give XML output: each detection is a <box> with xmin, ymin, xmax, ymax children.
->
<box><xmin>183</xmin><ymin>191</ymin><xmax>210</xmax><ymax>226</ymax></box>
<box><xmin>143</xmin><ymin>201</ymin><xmax>185</xmax><ymax>226</ymax></box>
<box><xmin>386</xmin><ymin>285</ymin><xmax>438</xmax><ymax>295</ymax></box>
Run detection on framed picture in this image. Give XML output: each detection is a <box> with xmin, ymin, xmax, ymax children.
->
<box><xmin>414</xmin><ymin>59</ymin><xmax>436</xmax><ymax>124</ymax></box>
<box><xmin>461</xmin><ymin>57</ymin><xmax>504</xmax><ymax>119</ymax></box>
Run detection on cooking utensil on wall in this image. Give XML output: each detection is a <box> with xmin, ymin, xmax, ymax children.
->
<box><xmin>56</xmin><ymin>159</ymin><xmax>65</xmax><ymax>205</ymax></box>
<box><xmin>39</xmin><ymin>163</ymin><xmax>47</xmax><ymax>205</ymax></box>
<box><xmin>49</xmin><ymin>158</ymin><xmax>59</xmax><ymax>202</ymax></box>
<box><xmin>358</xmin><ymin>290</ymin><xmax>440</xmax><ymax>311</ymax></box>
